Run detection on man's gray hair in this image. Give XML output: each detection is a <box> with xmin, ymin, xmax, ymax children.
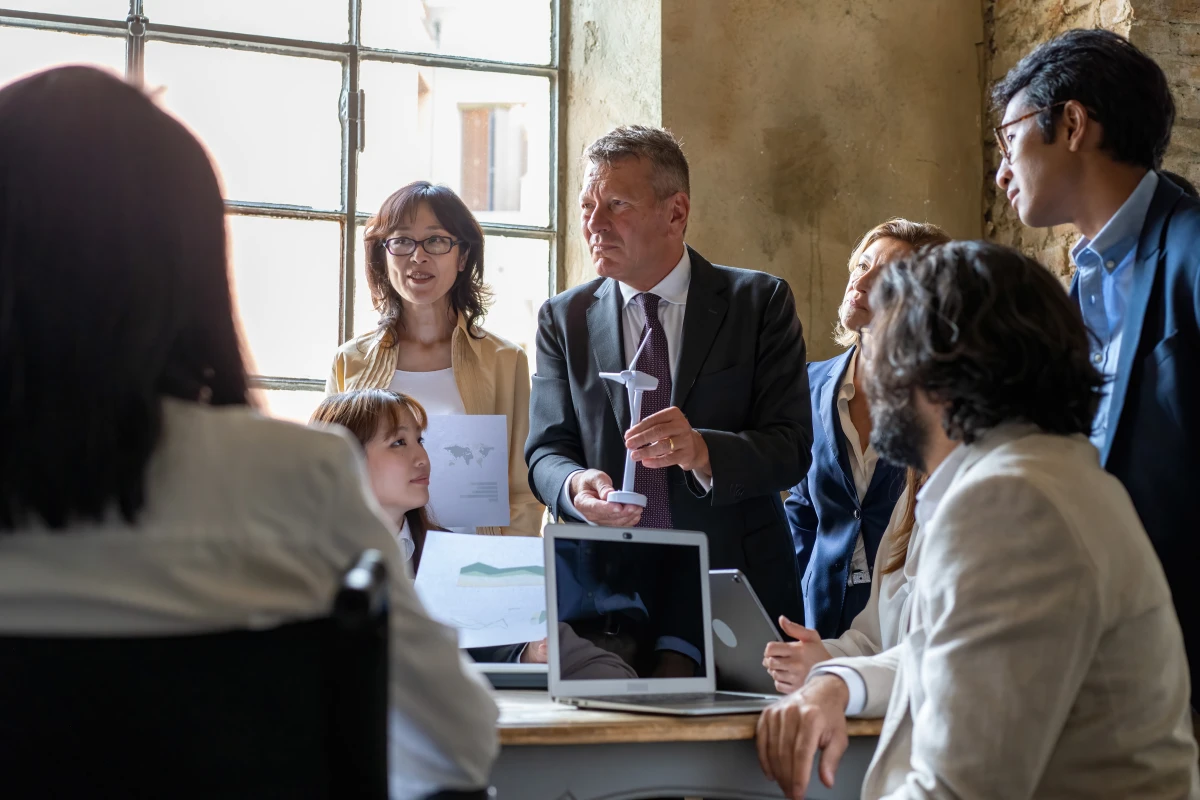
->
<box><xmin>584</xmin><ymin>125</ymin><xmax>690</xmax><ymax>199</ymax></box>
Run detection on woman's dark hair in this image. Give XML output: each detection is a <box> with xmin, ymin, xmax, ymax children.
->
<box><xmin>868</xmin><ymin>240</ymin><xmax>1103</xmax><ymax>445</ymax></box>
<box><xmin>362</xmin><ymin>182</ymin><xmax>492</xmax><ymax>344</ymax></box>
<box><xmin>0</xmin><ymin>66</ymin><xmax>249</xmax><ymax>532</ymax></box>
<box><xmin>991</xmin><ymin>29</ymin><xmax>1174</xmax><ymax>170</ymax></box>
<box><xmin>310</xmin><ymin>389</ymin><xmax>438</xmax><ymax>571</ymax></box>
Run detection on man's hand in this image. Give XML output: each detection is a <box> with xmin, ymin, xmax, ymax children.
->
<box><xmin>756</xmin><ymin>674</ymin><xmax>850</xmax><ymax>800</ymax></box>
<box><xmin>653</xmin><ymin>650</ymin><xmax>698</xmax><ymax>678</ymax></box>
<box><xmin>762</xmin><ymin>616</ymin><xmax>833</xmax><ymax>693</ymax></box>
<box><xmin>568</xmin><ymin>469</ymin><xmax>643</xmax><ymax>527</ymax></box>
<box><xmin>520</xmin><ymin>638</ymin><xmax>548</xmax><ymax>664</ymax></box>
<box><xmin>624</xmin><ymin>406</ymin><xmax>711</xmax><ymax>479</ymax></box>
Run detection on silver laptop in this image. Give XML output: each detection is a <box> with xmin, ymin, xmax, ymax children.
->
<box><xmin>710</xmin><ymin>569</ymin><xmax>783</xmax><ymax>695</ymax></box>
<box><xmin>544</xmin><ymin>523</ymin><xmax>777</xmax><ymax>716</ymax></box>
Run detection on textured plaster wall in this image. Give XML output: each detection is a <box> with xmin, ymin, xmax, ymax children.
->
<box><xmin>982</xmin><ymin>0</ymin><xmax>1199</xmax><ymax>279</ymax></box>
<box><xmin>660</xmin><ymin>0</ymin><xmax>984</xmax><ymax>361</ymax></box>
<box><xmin>559</xmin><ymin>0</ymin><xmax>662</xmax><ymax>291</ymax></box>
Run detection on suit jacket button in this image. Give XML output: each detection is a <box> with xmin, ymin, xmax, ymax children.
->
<box><xmin>853</xmin><ymin>508</ymin><xmax>861</xmax><ymax>520</ymax></box>
<box><xmin>834</xmin><ymin>559</ymin><xmax>844</xmax><ymax>570</ymax></box>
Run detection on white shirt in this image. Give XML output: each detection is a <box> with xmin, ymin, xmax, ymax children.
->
<box><xmin>0</xmin><ymin>399</ymin><xmax>498</xmax><ymax>800</ymax></box>
<box><xmin>814</xmin><ymin>443</ymin><xmax>967</xmax><ymax>716</ymax></box>
<box><xmin>559</xmin><ymin>247</ymin><xmax>711</xmax><ymax>517</ymax></box>
<box><xmin>395</xmin><ymin>517</ymin><xmax>415</xmax><ymax>564</ymax></box>
<box><xmin>835</xmin><ymin>350</ymin><xmax>878</xmax><ymax>584</ymax></box>
<box><xmin>388</xmin><ymin>368</ymin><xmax>466</xmax><ymax>417</ymax></box>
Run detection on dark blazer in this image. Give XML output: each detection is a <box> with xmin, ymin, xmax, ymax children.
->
<box><xmin>784</xmin><ymin>349</ymin><xmax>906</xmax><ymax>638</ymax></box>
<box><xmin>525</xmin><ymin>246</ymin><xmax>813</xmax><ymax>638</ymax></box>
<box><xmin>1069</xmin><ymin>174</ymin><xmax>1200</xmax><ymax>709</ymax></box>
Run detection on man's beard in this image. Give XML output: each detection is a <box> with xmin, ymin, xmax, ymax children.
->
<box><xmin>869</xmin><ymin>392</ymin><xmax>929</xmax><ymax>473</ymax></box>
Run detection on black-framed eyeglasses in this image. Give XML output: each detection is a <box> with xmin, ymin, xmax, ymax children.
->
<box><xmin>382</xmin><ymin>235</ymin><xmax>463</xmax><ymax>257</ymax></box>
<box><xmin>993</xmin><ymin>100</ymin><xmax>1070</xmax><ymax>163</ymax></box>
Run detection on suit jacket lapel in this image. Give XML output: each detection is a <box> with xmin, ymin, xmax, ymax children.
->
<box><xmin>1102</xmin><ymin>180</ymin><xmax>1180</xmax><ymax>466</ymax></box>
<box><xmin>587</xmin><ymin>279</ymin><xmax>630</xmax><ymax>432</ymax></box>
<box><xmin>672</xmin><ymin>247</ymin><xmax>729</xmax><ymax>409</ymax></box>
<box><xmin>821</xmin><ymin>348</ymin><xmax>858</xmax><ymax>497</ymax></box>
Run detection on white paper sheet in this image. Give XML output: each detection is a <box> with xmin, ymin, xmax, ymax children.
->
<box><xmin>423</xmin><ymin>414</ymin><xmax>510</xmax><ymax>528</ymax></box>
<box><xmin>414</xmin><ymin>531</ymin><xmax>547</xmax><ymax>649</ymax></box>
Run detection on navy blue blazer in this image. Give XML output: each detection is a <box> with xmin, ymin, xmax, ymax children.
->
<box><xmin>784</xmin><ymin>348</ymin><xmax>906</xmax><ymax>638</ymax></box>
<box><xmin>1069</xmin><ymin>174</ymin><xmax>1200</xmax><ymax>710</ymax></box>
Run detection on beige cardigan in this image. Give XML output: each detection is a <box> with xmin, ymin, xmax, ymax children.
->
<box><xmin>327</xmin><ymin>316</ymin><xmax>544</xmax><ymax>537</ymax></box>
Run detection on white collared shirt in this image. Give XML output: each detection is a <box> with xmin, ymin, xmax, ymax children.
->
<box><xmin>835</xmin><ymin>350</ymin><xmax>879</xmax><ymax>583</ymax></box>
<box><xmin>395</xmin><ymin>517</ymin><xmax>415</xmax><ymax>563</ymax></box>
<box><xmin>559</xmin><ymin>247</ymin><xmax>712</xmax><ymax>518</ymax></box>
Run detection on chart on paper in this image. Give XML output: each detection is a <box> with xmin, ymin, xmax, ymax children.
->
<box><xmin>414</xmin><ymin>531</ymin><xmax>547</xmax><ymax>648</ymax></box>
<box><xmin>422</xmin><ymin>414</ymin><xmax>510</xmax><ymax>528</ymax></box>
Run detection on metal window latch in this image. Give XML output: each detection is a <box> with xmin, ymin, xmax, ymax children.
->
<box><xmin>341</xmin><ymin>89</ymin><xmax>366</xmax><ymax>153</ymax></box>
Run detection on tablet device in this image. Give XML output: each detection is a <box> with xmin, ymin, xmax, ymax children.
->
<box><xmin>709</xmin><ymin>569</ymin><xmax>783</xmax><ymax>695</ymax></box>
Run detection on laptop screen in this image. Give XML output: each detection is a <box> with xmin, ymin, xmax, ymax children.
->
<box><xmin>552</xmin><ymin>533</ymin><xmax>707</xmax><ymax>681</ymax></box>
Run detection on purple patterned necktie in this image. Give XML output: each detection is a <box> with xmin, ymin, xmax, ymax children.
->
<box><xmin>633</xmin><ymin>292</ymin><xmax>674</xmax><ymax>529</ymax></box>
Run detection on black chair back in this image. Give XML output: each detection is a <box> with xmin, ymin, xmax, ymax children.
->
<box><xmin>0</xmin><ymin>550</ymin><xmax>389</xmax><ymax>800</ymax></box>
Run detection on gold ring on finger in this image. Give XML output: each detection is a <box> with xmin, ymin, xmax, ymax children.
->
<box><xmin>668</xmin><ymin>437</ymin><xmax>675</xmax><ymax>452</ymax></box>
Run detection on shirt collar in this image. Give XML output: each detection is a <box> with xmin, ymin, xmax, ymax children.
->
<box><xmin>914</xmin><ymin>443</ymin><xmax>968</xmax><ymax>529</ymax></box>
<box><xmin>1071</xmin><ymin>170</ymin><xmax>1159</xmax><ymax>270</ymax></box>
<box><xmin>618</xmin><ymin>246</ymin><xmax>692</xmax><ymax>308</ymax></box>
<box><xmin>837</xmin><ymin>349</ymin><xmax>858</xmax><ymax>404</ymax></box>
<box><xmin>394</xmin><ymin>517</ymin><xmax>415</xmax><ymax>561</ymax></box>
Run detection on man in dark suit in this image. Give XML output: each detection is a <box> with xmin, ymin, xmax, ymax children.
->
<box><xmin>994</xmin><ymin>29</ymin><xmax>1200</xmax><ymax>715</ymax></box>
<box><xmin>525</xmin><ymin>125</ymin><xmax>812</xmax><ymax>676</ymax></box>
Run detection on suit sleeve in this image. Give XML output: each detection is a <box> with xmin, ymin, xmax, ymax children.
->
<box><xmin>502</xmin><ymin>347</ymin><xmax>546</xmax><ymax>536</ymax></box>
<box><xmin>694</xmin><ymin>278</ymin><xmax>813</xmax><ymax>505</ymax></box>
<box><xmin>785</xmin><ymin>477</ymin><xmax>818</xmax><ymax>582</ymax></box>
<box><xmin>524</xmin><ymin>300</ymin><xmax>587</xmax><ymax>520</ymax></box>
<box><xmin>881</xmin><ymin>476</ymin><xmax>1102</xmax><ymax>800</ymax></box>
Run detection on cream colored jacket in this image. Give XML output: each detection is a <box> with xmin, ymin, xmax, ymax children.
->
<box><xmin>824</xmin><ymin>426</ymin><xmax>1199</xmax><ymax>800</ymax></box>
<box><xmin>327</xmin><ymin>316</ymin><xmax>544</xmax><ymax>537</ymax></box>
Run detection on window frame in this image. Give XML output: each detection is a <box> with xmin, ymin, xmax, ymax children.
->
<box><xmin>0</xmin><ymin>0</ymin><xmax>561</xmax><ymax>394</ymax></box>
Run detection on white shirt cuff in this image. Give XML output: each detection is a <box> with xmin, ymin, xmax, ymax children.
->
<box><xmin>808</xmin><ymin>664</ymin><xmax>867</xmax><ymax>716</ymax></box>
<box><xmin>691</xmin><ymin>469</ymin><xmax>713</xmax><ymax>493</ymax></box>
<box><xmin>559</xmin><ymin>470</ymin><xmax>584</xmax><ymax>520</ymax></box>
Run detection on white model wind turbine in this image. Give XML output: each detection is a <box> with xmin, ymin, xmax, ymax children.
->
<box><xmin>599</xmin><ymin>333</ymin><xmax>658</xmax><ymax>507</ymax></box>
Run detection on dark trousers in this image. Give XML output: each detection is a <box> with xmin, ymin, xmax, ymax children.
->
<box><xmin>837</xmin><ymin>582</ymin><xmax>872</xmax><ymax>637</ymax></box>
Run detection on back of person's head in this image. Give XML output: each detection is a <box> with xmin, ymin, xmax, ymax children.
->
<box><xmin>991</xmin><ymin>28</ymin><xmax>1174</xmax><ymax>170</ymax></box>
<box><xmin>867</xmin><ymin>241</ymin><xmax>1103</xmax><ymax>445</ymax></box>
<box><xmin>1161</xmin><ymin>170</ymin><xmax>1199</xmax><ymax>199</ymax></box>
<box><xmin>834</xmin><ymin>218</ymin><xmax>951</xmax><ymax>347</ymax></box>
<box><xmin>362</xmin><ymin>181</ymin><xmax>490</xmax><ymax>340</ymax></box>
<box><xmin>0</xmin><ymin>66</ymin><xmax>248</xmax><ymax>532</ymax></box>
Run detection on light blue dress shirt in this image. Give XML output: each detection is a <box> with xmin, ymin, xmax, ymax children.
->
<box><xmin>1070</xmin><ymin>170</ymin><xmax>1159</xmax><ymax>451</ymax></box>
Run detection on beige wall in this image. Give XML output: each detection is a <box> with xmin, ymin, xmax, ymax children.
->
<box><xmin>559</xmin><ymin>0</ymin><xmax>662</xmax><ymax>291</ymax></box>
<box><xmin>560</xmin><ymin>0</ymin><xmax>984</xmax><ymax>361</ymax></box>
<box><xmin>660</xmin><ymin>0</ymin><xmax>983</xmax><ymax>361</ymax></box>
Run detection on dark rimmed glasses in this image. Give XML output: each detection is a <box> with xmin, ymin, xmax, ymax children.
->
<box><xmin>993</xmin><ymin>100</ymin><xmax>1070</xmax><ymax>163</ymax></box>
<box><xmin>382</xmin><ymin>235</ymin><xmax>463</xmax><ymax>257</ymax></box>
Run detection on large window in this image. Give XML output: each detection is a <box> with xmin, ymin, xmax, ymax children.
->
<box><xmin>0</xmin><ymin>0</ymin><xmax>558</xmax><ymax>422</ymax></box>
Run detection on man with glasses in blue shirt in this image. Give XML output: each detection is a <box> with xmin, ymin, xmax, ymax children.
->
<box><xmin>993</xmin><ymin>29</ymin><xmax>1200</xmax><ymax>727</ymax></box>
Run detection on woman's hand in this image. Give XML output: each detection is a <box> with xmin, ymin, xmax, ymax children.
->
<box><xmin>762</xmin><ymin>616</ymin><xmax>832</xmax><ymax>694</ymax></box>
<box><xmin>520</xmin><ymin>638</ymin><xmax>548</xmax><ymax>664</ymax></box>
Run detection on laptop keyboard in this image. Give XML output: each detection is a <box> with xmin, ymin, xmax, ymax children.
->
<box><xmin>581</xmin><ymin>692</ymin><xmax>773</xmax><ymax>710</ymax></box>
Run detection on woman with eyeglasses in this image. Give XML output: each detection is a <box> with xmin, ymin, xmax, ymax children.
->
<box><xmin>328</xmin><ymin>182</ymin><xmax>543</xmax><ymax>537</ymax></box>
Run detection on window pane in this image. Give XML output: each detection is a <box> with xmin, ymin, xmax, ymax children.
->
<box><xmin>144</xmin><ymin>0</ymin><xmax>349</xmax><ymax>44</ymax></box>
<box><xmin>0</xmin><ymin>26</ymin><xmax>124</xmax><ymax>89</ymax></box>
<box><xmin>361</xmin><ymin>0</ymin><xmax>551</xmax><ymax>65</ymax></box>
<box><xmin>358</xmin><ymin>61</ymin><xmax>550</xmax><ymax>227</ymax></box>
<box><xmin>354</xmin><ymin>230</ymin><xmax>548</xmax><ymax>359</ymax></box>
<box><xmin>257</xmin><ymin>388</ymin><xmax>326</xmax><ymax>425</ymax></box>
<box><xmin>145</xmin><ymin>42</ymin><xmax>342</xmax><ymax>209</ymax></box>
<box><xmin>3</xmin><ymin>1</ymin><xmax>124</xmax><ymax>17</ymax></box>
<box><xmin>228</xmin><ymin>216</ymin><xmax>341</xmax><ymax>380</ymax></box>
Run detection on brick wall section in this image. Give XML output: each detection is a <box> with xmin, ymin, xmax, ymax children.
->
<box><xmin>981</xmin><ymin>0</ymin><xmax>1199</xmax><ymax>280</ymax></box>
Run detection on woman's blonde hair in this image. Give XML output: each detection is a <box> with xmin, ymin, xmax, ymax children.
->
<box><xmin>832</xmin><ymin>218</ymin><xmax>951</xmax><ymax>348</ymax></box>
<box><xmin>311</xmin><ymin>389</ymin><xmax>438</xmax><ymax>569</ymax></box>
<box><xmin>880</xmin><ymin>468</ymin><xmax>926</xmax><ymax>575</ymax></box>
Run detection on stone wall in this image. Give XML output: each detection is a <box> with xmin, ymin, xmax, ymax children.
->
<box><xmin>981</xmin><ymin>0</ymin><xmax>1199</xmax><ymax>278</ymax></box>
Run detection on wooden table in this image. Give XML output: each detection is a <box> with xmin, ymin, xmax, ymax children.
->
<box><xmin>493</xmin><ymin>690</ymin><xmax>883</xmax><ymax>800</ymax></box>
